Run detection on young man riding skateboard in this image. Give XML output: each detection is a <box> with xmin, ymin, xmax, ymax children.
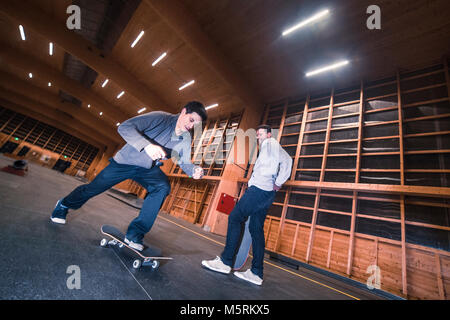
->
<box><xmin>202</xmin><ymin>124</ymin><xmax>292</xmax><ymax>285</ymax></box>
<box><xmin>51</xmin><ymin>101</ymin><xmax>207</xmax><ymax>251</ymax></box>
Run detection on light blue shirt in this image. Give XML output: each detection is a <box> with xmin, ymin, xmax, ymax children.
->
<box><xmin>248</xmin><ymin>137</ymin><xmax>293</xmax><ymax>191</ymax></box>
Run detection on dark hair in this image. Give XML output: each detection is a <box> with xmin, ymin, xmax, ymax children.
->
<box><xmin>256</xmin><ymin>124</ymin><xmax>271</xmax><ymax>133</ymax></box>
<box><xmin>183</xmin><ymin>101</ymin><xmax>207</xmax><ymax>121</ymax></box>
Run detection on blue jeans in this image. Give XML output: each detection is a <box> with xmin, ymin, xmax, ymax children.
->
<box><xmin>61</xmin><ymin>158</ymin><xmax>170</xmax><ymax>243</ymax></box>
<box><xmin>221</xmin><ymin>186</ymin><xmax>276</xmax><ymax>278</ymax></box>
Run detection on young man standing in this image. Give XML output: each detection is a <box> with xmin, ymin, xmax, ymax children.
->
<box><xmin>51</xmin><ymin>101</ymin><xmax>207</xmax><ymax>251</ymax></box>
<box><xmin>202</xmin><ymin>124</ymin><xmax>292</xmax><ymax>285</ymax></box>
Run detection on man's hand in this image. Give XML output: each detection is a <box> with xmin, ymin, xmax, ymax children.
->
<box><xmin>144</xmin><ymin>143</ymin><xmax>166</xmax><ymax>161</ymax></box>
<box><xmin>273</xmin><ymin>183</ymin><xmax>281</xmax><ymax>191</ymax></box>
<box><xmin>192</xmin><ymin>166</ymin><xmax>204</xmax><ymax>180</ymax></box>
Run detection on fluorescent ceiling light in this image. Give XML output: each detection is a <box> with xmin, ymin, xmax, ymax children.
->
<box><xmin>137</xmin><ymin>107</ymin><xmax>146</xmax><ymax>114</ymax></box>
<box><xmin>101</xmin><ymin>79</ymin><xmax>109</xmax><ymax>88</ymax></box>
<box><xmin>49</xmin><ymin>42</ymin><xmax>53</xmax><ymax>55</ymax></box>
<box><xmin>152</xmin><ymin>52</ymin><xmax>167</xmax><ymax>66</ymax></box>
<box><xmin>117</xmin><ymin>91</ymin><xmax>125</xmax><ymax>99</ymax></box>
<box><xmin>178</xmin><ymin>80</ymin><xmax>195</xmax><ymax>91</ymax></box>
<box><xmin>131</xmin><ymin>30</ymin><xmax>144</xmax><ymax>48</ymax></box>
<box><xmin>28</xmin><ymin>73</ymin><xmax>32</xmax><ymax>78</ymax></box>
<box><xmin>282</xmin><ymin>9</ymin><xmax>329</xmax><ymax>36</ymax></box>
<box><xmin>19</xmin><ymin>25</ymin><xmax>26</xmax><ymax>40</ymax></box>
<box><xmin>305</xmin><ymin>60</ymin><xmax>349</xmax><ymax>77</ymax></box>
<box><xmin>205</xmin><ymin>103</ymin><xmax>218</xmax><ymax>110</ymax></box>
<box><xmin>99</xmin><ymin>112</ymin><xmax>103</xmax><ymax>116</ymax></box>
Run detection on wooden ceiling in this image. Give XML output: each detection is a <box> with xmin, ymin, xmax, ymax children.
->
<box><xmin>0</xmin><ymin>0</ymin><xmax>449</xmax><ymax>148</ymax></box>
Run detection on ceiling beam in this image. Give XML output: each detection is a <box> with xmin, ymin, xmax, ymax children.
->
<box><xmin>0</xmin><ymin>71</ymin><xmax>123</xmax><ymax>145</ymax></box>
<box><xmin>0</xmin><ymin>97</ymin><xmax>112</xmax><ymax>151</ymax></box>
<box><xmin>0</xmin><ymin>1</ymin><xmax>175</xmax><ymax>113</ymax></box>
<box><xmin>0</xmin><ymin>43</ymin><xmax>129</xmax><ymax>124</ymax></box>
<box><xmin>146</xmin><ymin>0</ymin><xmax>263</xmax><ymax>114</ymax></box>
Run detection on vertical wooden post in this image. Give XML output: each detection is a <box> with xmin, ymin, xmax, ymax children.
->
<box><xmin>291</xmin><ymin>96</ymin><xmax>310</xmax><ymax>181</ymax></box>
<box><xmin>193</xmin><ymin>183</ymin><xmax>210</xmax><ymax>224</ymax></box>
<box><xmin>319</xmin><ymin>88</ymin><xmax>335</xmax><ymax>181</ymax></box>
<box><xmin>347</xmin><ymin>80</ymin><xmax>364</xmax><ymax>275</ymax></box>
<box><xmin>435</xmin><ymin>253</ymin><xmax>445</xmax><ymax>299</ymax></box>
<box><xmin>276</xmin><ymin>99</ymin><xmax>288</xmax><ymax>142</ymax></box>
<box><xmin>397</xmin><ymin>70</ymin><xmax>408</xmax><ymax>297</ymax></box>
<box><xmin>373</xmin><ymin>238</ymin><xmax>379</xmax><ymax>267</ymax></box>
<box><xmin>291</xmin><ymin>223</ymin><xmax>299</xmax><ymax>257</ymax></box>
<box><xmin>201</xmin><ymin>181</ymin><xmax>218</xmax><ymax>227</ymax></box>
<box><xmin>306</xmin><ymin>89</ymin><xmax>334</xmax><ymax>263</ymax></box>
<box><xmin>264</xmin><ymin>218</ymin><xmax>273</xmax><ymax>248</ymax></box>
<box><xmin>274</xmin><ymin>186</ymin><xmax>292</xmax><ymax>252</ymax></box>
<box><xmin>443</xmin><ymin>56</ymin><xmax>450</xmax><ymax>100</ymax></box>
<box><xmin>327</xmin><ymin>230</ymin><xmax>334</xmax><ymax>269</ymax></box>
<box><xmin>208</xmin><ymin>117</ymin><xmax>230</xmax><ymax>176</ymax></box>
<box><xmin>396</xmin><ymin>71</ymin><xmax>405</xmax><ymax>185</ymax></box>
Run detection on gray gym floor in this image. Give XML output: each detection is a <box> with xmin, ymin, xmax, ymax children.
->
<box><xmin>0</xmin><ymin>155</ymin><xmax>391</xmax><ymax>300</ymax></box>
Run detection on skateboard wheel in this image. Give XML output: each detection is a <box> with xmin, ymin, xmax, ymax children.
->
<box><xmin>133</xmin><ymin>259</ymin><xmax>142</xmax><ymax>269</ymax></box>
<box><xmin>100</xmin><ymin>238</ymin><xmax>108</xmax><ymax>247</ymax></box>
<box><xmin>151</xmin><ymin>260</ymin><xmax>160</xmax><ymax>269</ymax></box>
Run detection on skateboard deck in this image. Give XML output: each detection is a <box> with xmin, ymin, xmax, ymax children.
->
<box><xmin>100</xmin><ymin>224</ymin><xmax>172</xmax><ymax>269</ymax></box>
<box><xmin>232</xmin><ymin>217</ymin><xmax>252</xmax><ymax>270</ymax></box>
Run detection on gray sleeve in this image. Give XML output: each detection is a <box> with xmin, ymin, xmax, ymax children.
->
<box><xmin>275</xmin><ymin>145</ymin><xmax>293</xmax><ymax>187</ymax></box>
<box><xmin>117</xmin><ymin>112</ymin><xmax>165</xmax><ymax>152</ymax></box>
<box><xmin>170</xmin><ymin>132</ymin><xmax>197</xmax><ymax>177</ymax></box>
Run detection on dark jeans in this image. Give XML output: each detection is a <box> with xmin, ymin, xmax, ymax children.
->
<box><xmin>221</xmin><ymin>186</ymin><xmax>276</xmax><ymax>278</ymax></box>
<box><xmin>61</xmin><ymin>158</ymin><xmax>170</xmax><ymax>243</ymax></box>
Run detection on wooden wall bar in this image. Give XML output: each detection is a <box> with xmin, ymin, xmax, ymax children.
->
<box><xmin>255</xmin><ymin>59</ymin><xmax>450</xmax><ymax>300</ymax></box>
<box><xmin>162</xmin><ymin>177</ymin><xmax>218</xmax><ymax>225</ymax></box>
<box><xmin>0</xmin><ymin>106</ymin><xmax>99</xmax><ymax>176</ymax></box>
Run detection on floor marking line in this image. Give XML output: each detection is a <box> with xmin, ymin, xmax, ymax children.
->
<box><xmin>111</xmin><ymin>247</ymin><xmax>152</xmax><ymax>300</ymax></box>
<box><xmin>158</xmin><ymin>215</ymin><xmax>360</xmax><ymax>300</ymax></box>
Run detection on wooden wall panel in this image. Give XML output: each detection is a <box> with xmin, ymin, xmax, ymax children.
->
<box><xmin>310</xmin><ymin>229</ymin><xmax>331</xmax><ymax>267</ymax></box>
<box><xmin>264</xmin><ymin>218</ymin><xmax>280</xmax><ymax>252</ymax></box>
<box><xmin>351</xmin><ymin>237</ymin><xmax>377</xmax><ymax>281</ymax></box>
<box><xmin>376</xmin><ymin>242</ymin><xmax>403</xmax><ymax>296</ymax></box>
<box><xmin>292</xmin><ymin>224</ymin><xmax>310</xmax><ymax>261</ymax></box>
<box><xmin>406</xmin><ymin>249</ymin><xmax>441</xmax><ymax>299</ymax></box>
<box><xmin>277</xmin><ymin>222</ymin><xmax>296</xmax><ymax>257</ymax></box>
<box><xmin>329</xmin><ymin>232</ymin><xmax>350</xmax><ymax>275</ymax></box>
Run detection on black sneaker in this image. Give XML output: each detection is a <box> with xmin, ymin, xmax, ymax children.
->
<box><xmin>50</xmin><ymin>199</ymin><xmax>69</xmax><ymax>224</ymax></box>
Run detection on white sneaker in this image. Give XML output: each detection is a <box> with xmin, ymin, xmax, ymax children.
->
<box><xmin>201</xmin><ymin>256</ymin><xmax>231</xmax><ymax>274</ymax></box>
<box><xmin>234</xmin><ymin>269</ymin><xmax>263</xmax><ymax>285</ymax></box>
<box><xmin>124</xmin><ymin>238</ymin><xmax>144</xmax><ymax>252</ymax></box>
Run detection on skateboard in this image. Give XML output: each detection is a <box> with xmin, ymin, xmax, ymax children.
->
<box><xmin>100</xmin><ymin>224</ymin><xmax>172</xmax><ymax>270</ymax></box>
<box><xmin>232</xmin><ymin>217</ymin><xmax>252</xmax><ymax>270</ymax></box>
